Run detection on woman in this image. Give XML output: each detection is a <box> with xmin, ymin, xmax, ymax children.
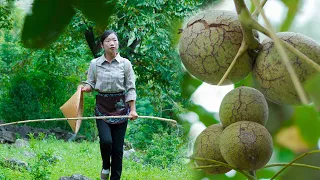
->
<box><xmin>81</xmin><ymin>30</ymin><xmax>138</xmax><ymax>180</ymax></box>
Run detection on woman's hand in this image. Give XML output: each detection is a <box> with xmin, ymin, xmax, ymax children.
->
<box><xmin>81</xmin><ymin>85</ymin><xmax>92</xmax><ymax>92</ymax></box>
<box><xmin>129</xmin><ymin>110</ymin><xmax>138</xmax><ymax>120</ymax></box>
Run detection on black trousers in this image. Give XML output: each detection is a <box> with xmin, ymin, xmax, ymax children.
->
<box><xmin>96</xmin><ymin>119</ymin><xmax>128</xmax><ymax>180</ymax></box>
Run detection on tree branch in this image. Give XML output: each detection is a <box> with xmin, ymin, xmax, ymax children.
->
<box><xmin>128</xmin><ymin>38</ymin><xmax>141</xmax><ymax>54</ymax></box>
<box><xmin>193</xmin><ymin>165</ymin><xmax>222</xmax><ymax>169</ymax></box>
<box><xmin>217</xmin><ymin>0</ymin><xmax>261</xmax><ymax>86</ymax></box>
<box><xmin>248</xmin><ymin>15</ymin><xmax>320</xmax><ymax>72</ymax></box>
<box><xmin>252</xmin><ymin>0</ymin><xmax>268</xmax><ymax>17</ymax></box>
<box><xmin>218</xmin><ymin>39</ymin><xmax>248</xmax><ymax>85</ymax></box>
<box><xmin>233</xmin><ymin>0</ymin><xmax>260</xmax><ymax>50</ymax></box>
<box><xmin>262</xmin><ymin>163</ymin><xmax>320</xmax><ymax>171</ymax></box>
<box><xmin>249</xmin><ymin>171</ymin><xmax>257</xmax><ymax>180</ymax></box>
<box><xmin>186</xmin><ymin>156</ymin><xmax>256</xmax><ymax>180</ymax></box>
<box><xmin>84</xmin><ymin>26</ymin><xmax>101</xmax><ymax>58</ymax></box>
<box><xmin>251</xmin><ymin>0</ymin><xmax>309</xmax><ymax>105</ymax></box>
<box><xmin>270</xmin><ymin>150</ymin><xmax>320</xmax><ymax>179</ymax></box>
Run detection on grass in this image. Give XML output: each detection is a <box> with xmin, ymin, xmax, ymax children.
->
<box><xmin>0</xmin><ymin>137</ymin><xmax>193</xmax><ymax>180</ymax></box>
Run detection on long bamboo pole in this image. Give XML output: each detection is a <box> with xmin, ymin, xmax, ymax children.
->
<box><xmin>0</xmin><ymin>115</ymin><xmax>177</xmax><ymax>127</ymax></box>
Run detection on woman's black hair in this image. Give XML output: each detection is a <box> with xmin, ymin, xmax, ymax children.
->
<box><xmin>100</xmin><ymin>30</ymin><xmax>118</xmax><ymax>43</ymax></box>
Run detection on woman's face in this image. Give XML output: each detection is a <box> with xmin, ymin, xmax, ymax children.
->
<box><xmin>102</xmin><ymin>33</ymin><xmax>119</xmax><ymax>55</ymax></box>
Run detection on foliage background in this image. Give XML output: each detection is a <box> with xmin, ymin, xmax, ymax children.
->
<box><xmin>0</xmin><ymin>0</ymin><xmax>215</xmax><ymax>179</ymax></box>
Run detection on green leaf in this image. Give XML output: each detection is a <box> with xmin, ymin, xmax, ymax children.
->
<box><xmin>72</xmin><ymin>0</ymin><xmax>116</xmax><ymax>30</ymax></box>
<box><xmin>169</xmin><ymin>17</ymin><xmax>183</xmax><ymax>48</ymax></box>
<box><xmin>21</xmin><ymin>0</ymin><xmax>75</xmax><ymax>48</ymax></box>
<box><xmin>256</xmin><ymin>168</ymin><xmax>276</xmax><ymax>179</ymax></box>
<box><xmin>280</xmin><ymin>0</ymin><xmax>300</xmax><ymax>31</ymax></box>
<box><xmin>277</xmin><ymin>147</ymin><xmax>295</xmax><ymax>162</ymax></box>
<box><xmin>294</xmin><ymin>105</ymin><xmax>320</xmax><ymax>147</ymax></box>
<box><xmin>282</xmin><ymin>149</ymin><xmax>320</xmax><ymax>180</ymax></box>
<box><xmin>188</xmin><ymin>104</ymin><xmax>219</xmax><ymax>127</ymax></box>
<box><xmin>304</xmin><ymin>72</ymin><xmax>320</xmax><ymax>110</ymax></box>
<box><xmin>193</xmin><ymin>169</ymin><xmax>250</xmax><ymax>180</ymax></box>
<box><xmin>234</xmin><ymin>73</ymin><xmax>253</xmax><ymax>88</ymax></box>
<box><xmin>198</xmin><ymin>0</ymin><xmax>219</xmax><ymax>9</ymax></box>
<box><xmin>249</xmin><ymin>0</ymin><xmax>256</xmax><ymax>13</ymax></box>
<box><xmin>0</xmin><ymin>3</ymin><xmax>14</xmax><ymax>30</ymax></box>
<box><xmin>265</xmin><ymin>100</ymin><xmax>294</xmax><ymax>135</ymax></box>
<box><xmin>192</xmin><ymin>170</ymin><xmax>227</xmax><ymax>180</ymax></box>
<box><xmin>181</xmin><ymin>71</ymin><xmax>202</xmax><ymax>98</ymax></box>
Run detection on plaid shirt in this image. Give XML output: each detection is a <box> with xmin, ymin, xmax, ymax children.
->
<box><xmin>84</xmin><ymin>54</ymin><xmax>137</xmax><ymax>102</ymax></box>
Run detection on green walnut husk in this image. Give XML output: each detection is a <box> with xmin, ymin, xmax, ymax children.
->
<box><xmin>220</xmin><ymin>121</ymin><xmax>273</xmax><ymax>171</ymax></box>
<box><xmin>253</xmin><ymin>32</ymin><xmax>320</xmax><ymax>105</ymax></box>
<box><xmin>193</xmin><ymin>124</ymin><xmax>231</xmax><ymax>174</ymax></box>
<box><xmin>219</xmin><ymin>86</ymin><xmax>268</xmax><ymax>128</ymax></box>
<box><xmin>179</xmin><ymin>10</ymin><xmax>254</xmax><ymax>85</ymax></box>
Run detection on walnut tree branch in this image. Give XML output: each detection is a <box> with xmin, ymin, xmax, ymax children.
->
<box><xmin>251</xmin><ymin>0</ymin><xmax>309</xmax><ymax>104</ymax></box>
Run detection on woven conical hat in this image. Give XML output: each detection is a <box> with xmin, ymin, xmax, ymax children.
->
<box><xmin>59</xmin><ymin>85</ymin><xmax>84</xmax><ymax>134</ymax></box>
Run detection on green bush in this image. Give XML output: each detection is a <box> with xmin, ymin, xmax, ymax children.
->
<box><xmin>30</xmin><ymin>150</ymin><xmax>56</xmax><ymax>180</ymax></box>
<box><xmin>141</xmin><ymin>131</ymin><xmax>186</xmax><ymax>168</ymax></box>
<box><xmin>127</xmin><ymin>119</ymin><xmax>170</xmax><ymax>150</ymax></box>
<box><xmin>0</xmin><ymin>74</ymin><xmax>41</xmax><ymax>122</ymax></box>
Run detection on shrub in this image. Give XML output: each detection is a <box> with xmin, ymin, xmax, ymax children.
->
<box><xmin>142</xmin><ymin>131</ymin><xmax>185</xmax><ymax>168</ymax></box>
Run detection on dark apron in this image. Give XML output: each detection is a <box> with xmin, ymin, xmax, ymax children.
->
<box><xmin>95</xmin><ymin>92</ymin><xmax>129</xmax><ymax>124</ymax></box>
